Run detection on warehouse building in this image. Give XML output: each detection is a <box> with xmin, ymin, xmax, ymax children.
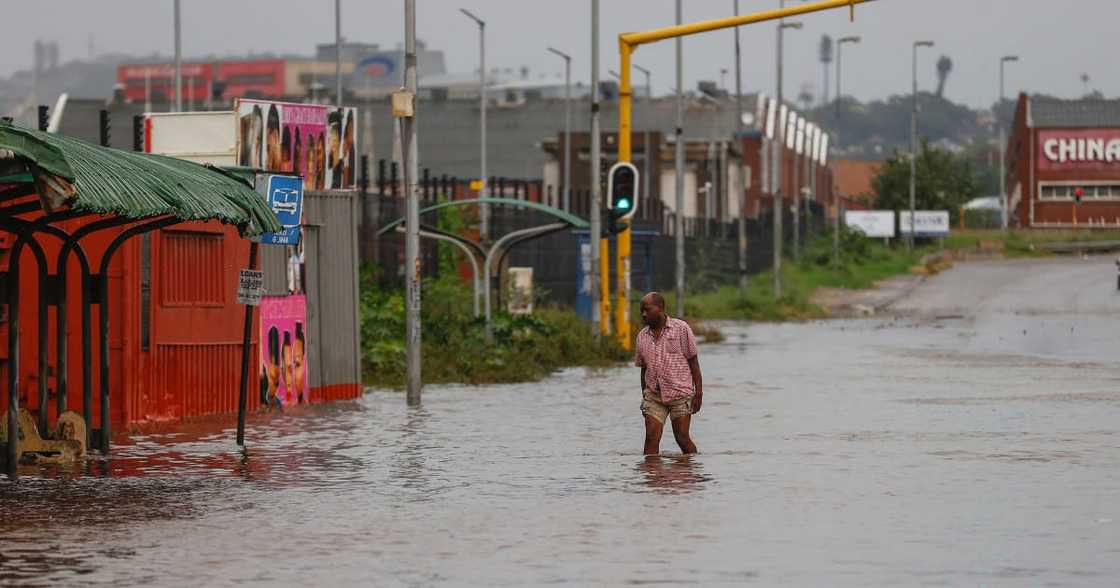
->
<box><xmin>1007</xmin><ymin>94</ymin><xmax>1120</xmax><ymax>228</ymax></box>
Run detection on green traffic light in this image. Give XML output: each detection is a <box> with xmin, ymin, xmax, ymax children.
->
<box><xmin>617</xmin><ymin>197</ymin><xmax>631</xmax><ymax>210</ymax></box>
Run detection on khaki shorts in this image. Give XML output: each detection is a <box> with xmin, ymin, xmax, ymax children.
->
<box><xmin>641</xmin><ymin>388</ymin><xmax>693</xmax><ymax>424</ymax></box>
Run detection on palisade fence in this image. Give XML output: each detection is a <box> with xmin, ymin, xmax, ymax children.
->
<box><xmin>358</xmin><ymin>157</ymin><xmax>825</xmax><ymax>307</ymax></box>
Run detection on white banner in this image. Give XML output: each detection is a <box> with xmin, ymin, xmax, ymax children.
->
<box><xmin>899</xmin><ymin>211</ymin><xmax>951</xmax><ymax>237</ymax></box>
<box><xmin>845</xmin><ymin>210</ymin><xmax>896</xmax><ymax>238</ymax></box>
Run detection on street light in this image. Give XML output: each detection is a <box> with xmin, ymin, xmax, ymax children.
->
<box><xmin>547</xmin><ymin>47</ymin><xmax>572</xmax><ymax>213</ymax></box>
<box><xmin>832</xmin><ymin>35</ymin><xmax>860</xmax><ymax>269</ymax></box>
<box><xmin>909</xmin><ymin>39</ymin><xmax>934</xmax><ymax>252</ymax></box>
<box><xmin>460</xmin><ymin>8</ymin><xmax>488</xmax><ymax>240</ymax></box>
<box><xmin>835</xmin><ymin>35</ymin><xmax>860</xmax><ymax>116</ymax></box>
<box><xmin>773</xmin><ymin>16</ymin><xmax>802</xmax><ymax>298</ymax></box>
<box><xmin>611</xmin><ymin>66</ymin><xmax>652</xmax><ymax>217</ymax></box>
<box><xmin>999</xmin><ymin>54</ymin><xmax>1019</xmax><ymax>232</ymax></box>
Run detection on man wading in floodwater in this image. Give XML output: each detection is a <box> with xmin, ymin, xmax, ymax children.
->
<box><xmin>634</xmin><ymin>292</ymin><xmax>703</xmax><ymax>454</ymax></box>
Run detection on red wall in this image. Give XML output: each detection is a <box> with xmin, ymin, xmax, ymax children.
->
<box><xmin>1</xmin><ymin>205</ymin><xmax>359</xmax><ymax>438</ymax></box>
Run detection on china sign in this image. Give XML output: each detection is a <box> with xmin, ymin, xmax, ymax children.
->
<box><xmin>1038</xmin><ymin>129</ymin><xmax>1120</xmax><ymax>171</ymax></box>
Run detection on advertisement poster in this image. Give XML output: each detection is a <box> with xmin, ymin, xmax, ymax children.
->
<box><xmin>260</xmin><ymin>295</ymin><xmax>310</xmax><ymax>408</ymax></box>
<box><xmin>845</xmin><ymin>210</ymin><xmax>897</xmax><ymax>238</ymax></box>
<box><xmin>236</xmin><ymin>98</ymin><xmax>358</xmax><ymax>191</ymax></box>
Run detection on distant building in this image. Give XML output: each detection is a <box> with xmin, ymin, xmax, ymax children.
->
<box><xmin>1007</xmin><ymin>93</ymin><xmax>1120</xmax><ymax>228</ymax></box>
<box><xmin>830</xmin><ymin>159</ymin><xmax>881</xmax><ymax>210</ymax></box>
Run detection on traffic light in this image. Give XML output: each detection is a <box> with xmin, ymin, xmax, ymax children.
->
<box><xmin>1074</xmin><ymin>187</ymin><xmax>1084</xmax><ymax>204</ymax></box>
<box><xmin>607</xmin><ymin>161</ymin><xmax>639</xmax><ymax>221</ymax></box>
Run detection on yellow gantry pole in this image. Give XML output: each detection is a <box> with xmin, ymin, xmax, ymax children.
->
<box><xmin>612</xmin><ymin>0</ymin><xmax>874</xmax><ymax>350</ymax></box>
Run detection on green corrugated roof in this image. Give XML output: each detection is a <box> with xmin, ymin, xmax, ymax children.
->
<box><xmin>0</xmin><ymin>121</ymin><xmax>282</xmax><ymax>236</ymax></box>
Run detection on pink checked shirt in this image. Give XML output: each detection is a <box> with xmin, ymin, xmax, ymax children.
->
<box><xmin>634</xmin><ymin>316</ymin><xmax>699</xmax><ymax>401</ymax></box>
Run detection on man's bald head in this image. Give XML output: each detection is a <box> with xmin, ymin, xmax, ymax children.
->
<box><xmin>639</xmin><ymin>292</ymin><xmax>667</xmax><ymax>327</ymax></box>
<box><xmin>642</xmin><ymin>291</ymin><xmax>666</xmax><ymax>309</ymax></box>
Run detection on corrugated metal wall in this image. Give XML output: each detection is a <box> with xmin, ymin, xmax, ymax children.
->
<box><xmin>260</xmin><ymin>190</ymin><xmax>361</xmax><ymax>391</ymax></box>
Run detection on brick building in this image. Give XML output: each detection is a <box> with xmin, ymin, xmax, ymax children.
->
<box><xmin>1007</xmin><ymin>94</ymin><xmax>1120</xmax><ymax>228</ymax></box>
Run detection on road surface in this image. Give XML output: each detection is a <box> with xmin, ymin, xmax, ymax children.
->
<box><xmin>1</xmin><ymin>257</ymin><xmax>1118</xmax><ymax>586</ymax></box>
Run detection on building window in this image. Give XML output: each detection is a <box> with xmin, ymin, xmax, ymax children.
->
<box><xmin>1039</xmin><ymin>182</ymin><xmax>1120</xmax><ymax>201</ymax></box>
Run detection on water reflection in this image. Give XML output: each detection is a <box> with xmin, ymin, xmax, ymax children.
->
<box><xmin>636</xmin><ymin>454</ymin><xmax>709</xmax><ymax>494</ymax></box>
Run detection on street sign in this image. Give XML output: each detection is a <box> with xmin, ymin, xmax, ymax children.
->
<box><xmin>256</xmin><ymin>174</ymin><xmax>304</xmax><ymax>246</ymax></box>
<box><xmin>899</xmin><ymin>211</ymin><xmax>950</xmax><ymax>237</ymax></box>
<box><xmin>845</xmin><ymin>210</ymin><xmax>896</xmax><ymax>238</ymax></box>
<box><xmin>237</xmin><ymin>269</ymin><xmax>264</xmax><ymax>306</ymax></box>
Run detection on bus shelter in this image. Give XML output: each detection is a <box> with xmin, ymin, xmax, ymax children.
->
<box><xmin>0</xmin><ymin>120</ymin><xmax>280</xmax><ymax>478</ymax></box>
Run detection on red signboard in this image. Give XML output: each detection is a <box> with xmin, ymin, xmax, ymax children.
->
<box><xmin>217</xmin><ymin>60</ymin><xmax>286</xmax><ymax>100</ymax></box>
<box><xmin>117</xmin><ymin>63</ymin><xmax>215</xmax><ymax>103</ymax></box>
<box><xmin>1038</xmin><ymin>129</ymin><xmax>1120</xmax><ymax>171</ymax></box>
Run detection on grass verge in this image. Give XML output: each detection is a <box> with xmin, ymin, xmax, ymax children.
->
<box><xmin>361</xmin><ymin>269</ymin><xmax>629</xmax><ymax>388</ymax></box>
<box><xmin>656</xmin><ymin>231</ymin><xmax>929</xmax><ymax>322</ymax></box>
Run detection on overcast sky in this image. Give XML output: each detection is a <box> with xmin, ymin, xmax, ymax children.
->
<box><xmin>4</xmin><ymin>0</ymin><xmax>1117</xmax><ymax>108</ymax></box>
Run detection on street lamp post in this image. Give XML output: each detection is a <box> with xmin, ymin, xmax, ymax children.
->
<box><xmin>774</xmin><ymin>15</ymin><xmax>803</xmax><ymax>298</ymax></box>
<box><xmin>173</xmin><ymin>0</ymin><xmax>182</xmax><ymax>112</ymax></box>
<box><xmin>674</xmin><ymin>0</ymin><xmax>685</xmax><ymax>319</ymax></box>
<box><xmin>835</xmin><ymin>36</ymin><xmax>860</xmax><ymax>116</ymax></box>
<box><xmin>999</xmin><ymin>55</ymin><xmax>1019</xmax><ymax>232</ymax></box>
<box><xmin>336</xmin><ymin>0</ymin><xmax>342</xmax><ymax>107</ymax></box>
<box><xmin>404</xmin><ymin>0</ymin><xmax>422</xmax><ymax>405</ymax></box>
<box><xmin>547</xmin><ymin>47</ymin><xmax>572</xmax><ymax>212</ymax></box>
<box><xmin>734</xmin><ymin>0</ymin><xmax>747</xmax><ymax>294</ymax></box>
<box><xmin>834</xmin><ymin>35</ymin><xmax>859</xmax><ymax>268</ymax></box>
<box><xmin>910</xmin><ymin>40</ymin><xmax>934</xmax><ymax>252</ymax></box>
<box><xmin>460</xmin><ymin>8</ymin><xmax>488</xmax><ymax>241</ymax></box>
<box><xmin>635</xmin><ymin>65</ymin><xmax>652</xmax><ymax>219</ymax></box>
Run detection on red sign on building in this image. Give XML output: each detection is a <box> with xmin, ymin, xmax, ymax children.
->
<box><xmin>1038</xmin><ymin>129</ymin><xmax>1120</xmax><ymax>172</ymax></box>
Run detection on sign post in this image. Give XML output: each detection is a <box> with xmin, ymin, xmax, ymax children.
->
<box><xmin>238</xmin><ymin>173</ymin><xmax>303</xmax><ymax>447</ymax></box>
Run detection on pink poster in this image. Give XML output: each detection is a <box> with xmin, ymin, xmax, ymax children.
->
<box><xmin>260</xmin><ymin>295</ymin><xmax>310</xmax><ymax>408</ymax></box>
<box><xmin>236</xmin><ymin>98</ymin><xmax>358</xmax><ymax>191</ymax></box>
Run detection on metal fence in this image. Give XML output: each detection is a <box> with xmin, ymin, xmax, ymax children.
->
<box><xmin>359</xmin><ymin>158</ymin><xmax>828</xmax><ymax>306</ymax></box>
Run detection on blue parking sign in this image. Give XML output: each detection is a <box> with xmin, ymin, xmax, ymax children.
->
<box><xmin>259</xmin><ymin>175</ymin><xmax>304</xmax><ymax>245</ymax></box>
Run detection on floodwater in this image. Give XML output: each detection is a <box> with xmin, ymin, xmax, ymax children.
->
<box><xmin>3</xmin><ymin>257</ymin><xmax>1120</xmax><ymax>586</ymax></box>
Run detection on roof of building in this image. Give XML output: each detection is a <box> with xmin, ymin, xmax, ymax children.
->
<box><xmin>1030</xmin><ymin>96</ymin><xmax>1120</xmax><ymax>128</ymax></box>
<box><xmin>0</xmin><ymin>121</ymin><xmax>282</xmax><ymax>235</ymax></box>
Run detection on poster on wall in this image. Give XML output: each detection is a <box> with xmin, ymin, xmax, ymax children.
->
<box><xmin>236</xmin><ymin>98</ymin><xmax>358</xmax><ymax>191</ymax></box>
<box><xmin>260</xmin><ymin>295</ymin><xmax>310</xmax><ymax>408</ymax></box>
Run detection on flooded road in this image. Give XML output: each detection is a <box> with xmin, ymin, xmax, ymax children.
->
<box><xmin>3</xmin><ymin>257</ymin><xmax>1120</xmax><ymax>586</ymax></box>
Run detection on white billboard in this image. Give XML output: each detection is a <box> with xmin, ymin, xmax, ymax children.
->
<box><xmin>144</xmin><ymin>111</ymin><xmax>238</xmax><ymax>166</ymax></box>
<box><xmin>845</xmin><ymin>210</ymin><xmax>896</xmax><ymax>238</ymax></box>
<box><xmin>899</xmin><ymin>211</ymin><xmax>951</xmax><ymax>237</ymax></box>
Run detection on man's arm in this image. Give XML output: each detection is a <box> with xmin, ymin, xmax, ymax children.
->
<box><xmin>687</xmin><ymin>355</ymin><xmax>703</xmax><ymax>414</ymax></box>
<box><xmin>640</xmin><ymin>366</ymin><xmax>647</xmax><ymax>393</ymax></box>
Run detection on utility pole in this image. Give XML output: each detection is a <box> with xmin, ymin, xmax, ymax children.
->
<box><xmin>910</xmin><ymin>40</ymin><xmax>934</xmax><ymax>252</ymax></box>
<box><xmin>173</xmin><ymin>0</ymin><xmax>182</xmax><ymax>112</ymax></box>
<box><xmin>999</xmin><ymin>55</ymin><xmax>1019</xmax><ymax>232</ymax></box>
<box><xmin>674</xmin><ymin>0</ymin><xmax>685</xmax><ymax>319</ymax></box>
<box><xmin>734</xmin><ymin>0</ymin><xmax>748</xmax><ymax>294</ymax></box>
<box><xmin>834</xmin><ymin>35</ymin><xmax>859</xmax><ymax>268</ymax></box>
<box><xmin>336</xmin><ymin>0</ymin><xmax>343</xmax><ymax>108</ymax></box>
<box><xmin>548</xmin><ymin>47</ymin><xmax>573</xmax><ymax>212</ymax></box>
<box><xmin>461</xmin><ymin>9</ymin><xmax>488</xmax><ymax>241</ymax></box>
<box><xmin>636</xmin><ymin>64</ymin><xmax>652</xmax><ymax>224</ymax></box>
<box><xmin>774</xmin><ymin>4</ymin><xmax>802</xmax><ymax>298</ymax></box>
<box><xmin>404</xmin><ymin>0</ymin><xmax>422</xmax><ymax>405</ymax></box>
<box><xmin>590</xmin><ymin>0</ymin><xmax>604</xmax><ymax>337</ymax></box>
<box><xmin>792</xmin><ymin>114</ymin><xmax>802</xmax><ymax>263</ymax></box>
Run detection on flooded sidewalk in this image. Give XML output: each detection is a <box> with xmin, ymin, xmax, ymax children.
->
<box><xmin>2</xmin><ymin>258</ymin><xmax>1119</xmax><ymax>586</ymax></box>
